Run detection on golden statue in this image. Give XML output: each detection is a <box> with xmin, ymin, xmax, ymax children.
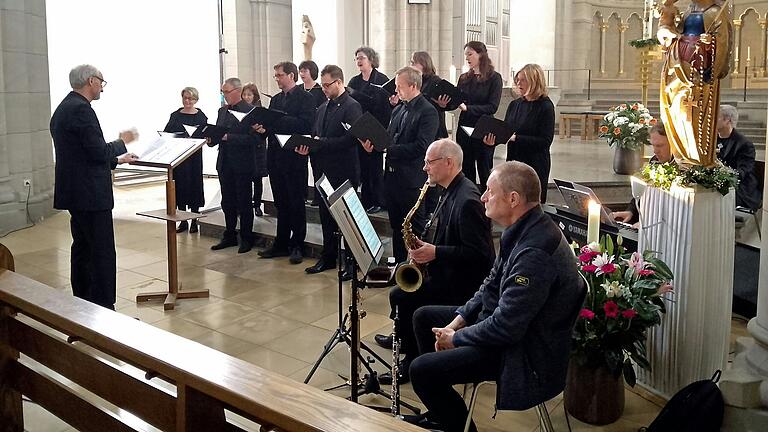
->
<box><xmin>657</xmin><ymin>0</ymin><xmax>733</xmax><ymax>167</ymax></box>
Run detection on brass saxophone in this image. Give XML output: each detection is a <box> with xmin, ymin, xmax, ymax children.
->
<box><xmin>394</xmin><ymin>181</ymin><xmax>431</xmax><ymax>292</ymax></box>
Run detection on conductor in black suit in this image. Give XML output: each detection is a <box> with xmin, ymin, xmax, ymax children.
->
<box><xmin>50</xmin><ymin>64</ymin><xmax>139</xmax><ymax>310</ymax></box>
<box><xmin>298</xmin><ymin>65</ymin><xmax>363</xmax><ymax>275</ymax></box>
<box><xmin>360</xmin><ymin>66</ymin><xmax>439</xmax><ymax>263</ymax></box>
<box><xmin>209</xmin><ymin>77</ymin><xmax>257</xmax><ymax>254</ymax></box>
<box><xmin>374</xmin><ymin>139</ymin><xmax>495</xmax><ymax>384</ymax></box>
<box><xmin>256</xmin><ymin>62</ymin><xmax>315</xmax><ymax>264</ymax></box>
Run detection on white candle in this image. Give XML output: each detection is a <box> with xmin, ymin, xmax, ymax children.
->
<box><xmin>748</xmin><ymin>46</ymin><xmax>751</xmax><ymax>61</ymax></box>
<box><xmin>449</xmin><ymin>65</ymin><xmax>456</xmax><ymax>83</ymax></box>
<box><xmin>587</xmin><ymin>200</ymin><xmax>601</xmax><ymax>245</ymax></box>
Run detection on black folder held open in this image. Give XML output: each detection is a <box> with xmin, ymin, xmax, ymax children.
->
<box><xmin>233</xmin><ymin>107</ymin><xmax>287</xmax><ymax>131</ymax></box>
<box><xmin>423</xmin><ymin>79</ymin><xmax>466</xmax><ymax>111</ymax></box>
<box><xmin>347</xmin><ymin>112</ymin><xmax>392</xmax><ymax>152</ymax></box>
<box><xmin>182</xmin><ymin>124</ymin><xmax>229</xmax><ymax>142</ymax></box>
<box><xmin>275</xmin><ymin>134</ymin><xmax>319</xmax><ymax>152</ymax></box>
<box><xmin>470</xmin><ymin>115</ymin><xmax>515</xmax><ymax>145</ymax></box>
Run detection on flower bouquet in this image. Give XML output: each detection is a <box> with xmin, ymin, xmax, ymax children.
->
<box><xmin>599</xmin><ymin>103</ymin><xmax>657</xmax><ymax>174</ymax></box>
<box><xmin>571</xmin><ymin>235</ymin><xmax>673</xmax><ymax>386</ymax></box>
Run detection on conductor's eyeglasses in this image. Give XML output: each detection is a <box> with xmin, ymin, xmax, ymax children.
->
<box><xmin>92</xmin><ymin>76</ymin><xmax>107</xmax><ymax>88</ymax></box>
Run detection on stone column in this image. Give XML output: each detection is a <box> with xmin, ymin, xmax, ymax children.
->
<box><xmin>720</xmin><ymin>111</ymin><xmax>768</xmax><ymax>431</ymax></box>
<box><xmin>599</xmin><ymin>23</ymin><xmax>609</xmax><ymax>76</ymax></box>
<box><xmin>759</xmin><ymin>19</ymin><xmax>767</xmax><ymax>77</ymax></box>
<box><xmin>733</xmin><ymin>19</ymin><xmax>742</xmax><ymax>76</ymax></box>
<box><xmin>618</xmin><ymin>23</ymin><xmax>629</xmax><ymax>77</ymax></box>
<box><xmin>0</xmin><ymin>0</ymin><xmax>55</xmax><ymax>236</ymax></box>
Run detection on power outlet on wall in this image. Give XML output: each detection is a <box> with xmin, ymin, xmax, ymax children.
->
<box><xmin>23</xmin><ymin>179</ymin><xmax>32</xmax><ymax>188</ymax></box>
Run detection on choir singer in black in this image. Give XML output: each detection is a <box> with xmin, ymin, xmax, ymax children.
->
<box><xmin>297</xmin><ymin>65</ymin><xmax>363</xmax><ymax>275</ymax></box>
<box><xmin>209</xmin><ymin>78</ymin><xmax>258</xmax><ymax>253</ymax></box>
<box><xmin>256</xmin><ymin>62</ymin><xmax>315</xmax><ymax>264</ymax></box>
<box><xmin>360</xmin><ymin>66</ymin><xmax>438</xmax><ymax>263</ymax></box>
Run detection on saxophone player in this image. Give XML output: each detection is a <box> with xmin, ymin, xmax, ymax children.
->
<box><xmin>359</xmin><ymin>66</ymin><xmax>438</xmax><ymax>263</ymax></box>
<box><xmin>375</xmin><ymin>140</ymin><xmax>495</xmax><ymax>385</ymax></box>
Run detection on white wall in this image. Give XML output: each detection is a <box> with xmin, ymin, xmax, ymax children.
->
<box><xmin>508</xmin><ymin>0</ymin><xmax>556</xmax><ymax>73</ymax></box>
<box><xmin>46</xmin><ymin>0</ymin><xmax>221</xmax><ymax>172</ymax></box>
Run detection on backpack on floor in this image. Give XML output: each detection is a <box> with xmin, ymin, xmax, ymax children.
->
<box><xmin>639</xmin><ymin>370</ymin><xmax>724</xmax><ymax>432</ymax></box>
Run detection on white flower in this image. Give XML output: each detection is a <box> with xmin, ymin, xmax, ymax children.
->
<box><xmin>630</xmin><ymin>123</ymin><xmax>644</xmax><ymax>133</ymax></box>
<box><xmin>601</xmin><ymin>280</ymin><xmax>624</xmax><ymax>298</ymax></box>
<box><xmin>587</xmin><ymin>242</ymin><xmax>601</xmax><ymax>252</ymax></box>
<box><xmin>613</xmin><ymin>117</ymin><xmax>629</xmax><ymax>126</ymax></box>
<box><xmin>605</xmin><ymin>112</ymin><xmax>616</xmax><ymax>122</ymax></box>
<box><xmin>593</xmin><ymin>253</ymin><xmax>614</xmax><ymax>267</ymax></box>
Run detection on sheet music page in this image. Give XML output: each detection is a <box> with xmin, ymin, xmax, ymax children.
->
<box><xmin>138</xmin><ymin>137</ymin><xmax>203</xmax><ymax>165</ymax></box>
<box><xmin>182</xmin><ymin>124</ymin><xmax>197</xmax><ymax>136</ymax></box>
<box><xmin>343</xmin><ymin>188</ymin><xmax>381</xmax><ymax>255</ymax></box>
<box><xmin>318</xmin><ymin>177</ymin><xmax>335</xmax><ymax>197</ymax></box>
<box><xmin>275</xmin><ymin>134</ymin><xmax>291</xmax><ymax>148</ymax></box>
<box><xmin>228</xmin><ymin>110</ymin><xmax>247</xmax><ymax>122</ymax></box>
<box><xmin>461</xmin><ymin>126</ymin><xmax>475</xmax><ymax>136</ymax></box>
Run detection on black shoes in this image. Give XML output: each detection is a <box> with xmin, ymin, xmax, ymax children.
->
<box><xmin>238</xmin><ymin>241</ymin><xmax>253</xmax><ymax>254</ymax></box>
<box><xmin>258</xmin><ymin>247</ymin><xmax>290</xmax><ymax>258</ymax></box>
<box><xmin>176</xmin><ymin>220</ymin><xmax>188</xmax><ymax>233</ymax></box>
<box><xmin>305</xmin><ymin>259</ymin><xmax>336</xmax><ymax>274</ymax></box>
<box><xmin>189</xmin><ymin>220</ymin><xmax>198</xmax><ymax>233</ymax></box>
<box><xmin>374</xmin><ymin>333</ymin><xmax>393</xmax><ymax>350</ymax></box>
<box><xmin>289</xmin><ymin>248</ymin><xmax>303</xmax><ymax>264</ymax></box>
<box><xmin>366</xmin><ymin>205</ymin><xmax>383</xmax><ymax>214</ymax></box>
<box><xmin>211</xmin><ymin>238</ymin><xmax>238</xmax><ymax>250</ymax></box>
<box><xmin>254</xmin><ymin>206</ymin><xmax>263</xmax><ymax>217</ymax></box>
<box><xmin>378</xmin><ymin>360</ymin><xmax>410</xmax><ymax>384</ymax></box>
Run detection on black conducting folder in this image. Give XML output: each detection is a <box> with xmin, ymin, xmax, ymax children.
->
<box><xmin>347</xmin><ymin>112</ymin><xmax>392</xmax><ymax>152</ymax></box>
<box><xmin>372</xmin><ymin>77</ymin><xmax>396</xmax><ymax>96</ymax></box>
<box><xmin>182</xmin><ymin>124</ymin><xmax>229</xmax><ymax>142</ymax></box>
<box><xmin>423</xmin><ymin>79</ymin><xmax>466</xmax><ymax>111</ymax></box>
<box><xmin>236</xmin><ymin>107</ymin><xmax>287</xmax><ymax>131</ymax></box>
<box><xmin>470</xmin><ymin>115</ymin><xmax>515</xmax><ymax>145</ymax></box>
<box><xmin>275</xmin><ymin>134</ymin><xmax>319</xmax><ymax>152</ymax></box>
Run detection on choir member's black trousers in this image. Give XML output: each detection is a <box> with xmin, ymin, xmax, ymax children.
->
<box><xmin>68</xmin><ymin>210</ymin><xmax>117</xmax><ymax>310</ymax></box>
<box><xmin>409</xmin><ymin>305</ymin><xmax>501</xmax><ymax>432</ymax></box>
<box><xmin>252</xmin><ymin>176</ymin><xmax>264</xmax><ymax>210</ymax></box>
<box><xmin>384</xmin><ymin>178</ymin><xmax>426</xmax><ymax>263</ymax></box>
<box><xmin>359</xmin><ymin>148</ymin><xmax>384</xmax><ymax>209</ymax></box>
<box><xmin>269</xmin><ymin>163</ymin><xmax>308</xmax><ymax>251</ymax></box>
<box><xmin>218</xmin><ymin>169</ymin><xmax>254</xmax><ymax>244</ymax></box>
<box><xmin>458</xmin><ymin>132</ymin><xmax>494</xmax><ymax>189</ymax></box>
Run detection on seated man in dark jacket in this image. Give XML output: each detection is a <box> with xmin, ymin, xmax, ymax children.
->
<box><xmin>374</xmin><ymin>139</ymin><xmax>495</xmax><ymax>385</ymax></box>
<box><xmin>717</xmin><ymin>105</ymin><xmax>762</xmax><ymax>211</ymax></box>
<box><xmin>408</xmin><ymin>161</ymin><xmax>586</xmax><ymax>432</ymax></box>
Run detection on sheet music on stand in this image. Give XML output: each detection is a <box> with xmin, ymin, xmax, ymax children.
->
<box><xmin>325</xmin><ymin>179</ymin><xmax>383</xmax><ymax>273</ymax></box>
<box><xmin>132</xmin><ymin>136</ymin><xmax>206</xmax><ymax>167</ymax></box>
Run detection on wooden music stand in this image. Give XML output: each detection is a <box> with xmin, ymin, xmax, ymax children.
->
<box><xmin>132</xmin><ymin>138</ymin><xmax>209</xmax><ymax>310</ymax></box>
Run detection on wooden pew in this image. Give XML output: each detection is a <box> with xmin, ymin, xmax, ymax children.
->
<box><xmin>0</xmin><ymin>269</ymin><xmax>422</xmax><ymax>432</ymax></box>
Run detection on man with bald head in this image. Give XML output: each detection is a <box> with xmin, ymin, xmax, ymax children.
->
<box><xmin>375</xmin><ymin>139</ymin><xmax>494</xmax><ymax>385</ymax></box>
<box><xmin>407</xmin><ymin>161</ymin><xmax>586</xmax><ymax>432</ymax></box>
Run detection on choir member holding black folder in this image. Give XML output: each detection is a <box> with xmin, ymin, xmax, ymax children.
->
<box><xmin>241</xmin><ymin>83</ymin><xmax>268</xmax><ymax>217</ymax></box>
<box><xmin>348</xmin><ymin>46</ymin><xmax>390</xmax><ymax>214</ymax></box>
<box><xmin>209</xmin><ymin>78</ymin><xmax>258</xmax><ymax>253</ymax></box>
<box><xmin>445</xmin><ymin>41</ymin><xmax>502</xmax><ymax>189</ymax></box>
<box><xmin>483</xmin><ymin>64</ymin><xmax>554</xmax><ymax>203</ymax></box>
<box><xmin>295</xmin><ymin>65</ymin><xmax>363</xmax><ymax>276</ymax></box>
<box><xmin>163</xmin><ymin>87</ymin><xmax>207</xmax><ymax>234</ymax></box>
<box><xmin>256</xmin><ymin>62</ymin><xmax>315</xmax><ymax>265</ymax></box>
<box><xmin>411</xmin><ymin>51</ymin><xmax>452</xmax><ymax>140</ymax></box>
<box><xmin>361</xmin><ymin>66</ymin><xmax>438</xmax><ymax>263</ymax></box>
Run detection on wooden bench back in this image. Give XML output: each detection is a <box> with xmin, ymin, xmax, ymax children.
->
<box><xmin>0</xmin><ymin>269</ymin><xmax>421</xmax><ymax>432</ymax></box>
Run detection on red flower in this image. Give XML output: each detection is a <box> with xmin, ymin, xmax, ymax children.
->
<box><xmin>581</xmin><ymin>264</ymin><xmax>598</xmax><ymax>273</ymax></box>
<box><xmin>622</xmin><ymin>309</ymin><xmax>638</xmax><ymax>319</ymax></box>
<box><xmin>604</xmin><ymin>301</ymin><xmax>619</xmax><ymax>318</ymax></box>
<box><xmin>599</xmin><ymin>125</ymin><xmax>609</xmax><ymax>133</ymax></box>
<box><xmin>649</xmin><ymin>118</ymin><xmax>658</xmax><ymax>125</ymax></box>
<box><xmin>579</xmin><ymin>308</ymin><xmax>596</xmax><ymax>320</ymax></box>
<box><xmin>639</xmin><ymin>269</ymin><xmax>655</xmax><ymax>276</ymax></box>
<box><xmin>579</xmin><ymin>252</ymin><xmax>596</xmax><ymax>263</ymax></box>
<box><xmin>613</xmin><ymin>127</ymin><xmax>622</xmax><ymax>136</ymax></box>
<box><xmin>600</xmin><ymin>263</ymin><xmax>617</xmax><ymax>274</ymax></box>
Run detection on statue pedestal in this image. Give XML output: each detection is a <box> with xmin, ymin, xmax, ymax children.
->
<box><xmin>637</xmin><ymin>185</ymin><xmax>735</xmax><ymax>399</ymax></box>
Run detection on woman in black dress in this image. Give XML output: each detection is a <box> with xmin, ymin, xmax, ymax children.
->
<box><xmin>449</xmin><ymin>41</ymin><xmax>502</xmax><ymax>190</ymax></box>
<box><xmin>163</xmin><ymin>87</ymin><xmax>207</xmax><ymax>233</ymax></box>
<box><xmin>348</xmin><ymin>46</ymin><xmax>390</xmax><ymax>214</ymax></box>
<box><xmin>483</xmin><ymin>64</ymin><xmax>554</xmax><ymax>203</ymax></box>
<box><xmin>410</xmin><ymin>51</ymin><xmax>449</xmax><ymax>140</ymax></box>
<box><xmin>241</xmin><ymin>83</ymin><xmax>267</xmax><ymax>216</ymax></box>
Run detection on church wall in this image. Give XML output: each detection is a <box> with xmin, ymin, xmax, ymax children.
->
<box><xmin>0</xmin><ymin>0</ymin><xmax>55</xmax><ymax>235</ymax></box>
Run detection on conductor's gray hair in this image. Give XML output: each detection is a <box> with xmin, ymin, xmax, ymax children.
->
<box><xmin>69</xmin><ymin>64</ymin><xmax>101</xmax><ymax>89</ymax></box>
<box><xmin>719</xmin><ymin>104</ymin><xmax>739</xmax><ymax>127</ymax></box>
<box><xmin>224</xmin><ymin>77</ymin><xmax>242</xmax><ymax>89</ymax></box>
<box><xmin>430</xmin><ymin>139</ymin><xmax>464</xmax><ymax>169</ymax></box>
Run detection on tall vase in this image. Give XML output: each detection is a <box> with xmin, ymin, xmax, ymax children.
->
<box><xmin>564</xmin><ymin>359</ymin><xmax>625</xmax><ymax>425</ymax></box>
<box><xmin>613</xmin><ymin>146</ymin><xmax>643</xmax><ymax>175</ymax></box>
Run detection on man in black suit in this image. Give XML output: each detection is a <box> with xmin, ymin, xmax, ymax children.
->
<box><xmin>256</xmin><ymin>62</ymin><xmax>315</xmax><ymax>264</ymax></box>
<box><xmin>209</xmin><ymin>77</ymin><xmax>257</xmax><ymax>254</ymax></box>
<box><xmin>717</xmin><ymin>105</ymin><xmax>762</xmax><ymax>211</ymax></box>
<box><xmin>374</xmin><ymin>139</ymin><xmax>495</xmax><ymax>384</ymax></box>
<box><xmin>361</xmin><ymin>66</ymin><xmax>439</xmax><ymax>263</ymax></box>
<box><xmin>50</xmin><ymin>64</ymin><xmax>139</xmax><ymax>310</ymax></box>
<box><xmin>298</xmin><ymin>65</ymin><xmax>363</xmax><ymax>275</ymax></box>
<box><xmin>408</xmin><ymin>162</ymin><xmax>586</xmax><ymax>432</ymax></box>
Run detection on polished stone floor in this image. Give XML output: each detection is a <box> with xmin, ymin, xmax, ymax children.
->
<box><xmin>4</xmin><ymin>136</ymin><xmax>750</xmax><ymax>431</ymax></box>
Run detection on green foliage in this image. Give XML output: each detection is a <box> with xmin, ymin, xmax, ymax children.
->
<box><xmin>629</xmin><ymin>38</ymin><xmax>661</xmax><ymax>49</ymax></box>
<box><xmin>640</xmin><ymin>162</ymin><xmax>739</xmax><ymax>196</ymax></box>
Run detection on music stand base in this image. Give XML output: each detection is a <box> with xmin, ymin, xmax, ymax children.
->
<box><xmin>136</xmin><ymin>289</ymin><xmax>209</xmax><ymax>310</ymax></box>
